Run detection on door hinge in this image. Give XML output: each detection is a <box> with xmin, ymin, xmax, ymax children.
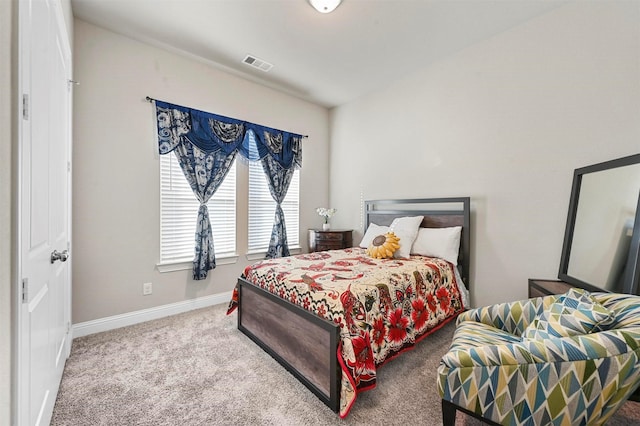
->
<box><xmin>22</xmin><ymin>94</ymin><xmax>29</xmax><ymax>120</ymax></box>
<box><xmin>66</xmin><ymin>321</ymin><xmax>71</xmax><ymax>333</ymax></box>
<box><xmin>22</xmin><ymin>278</ymin><xmax>28</xmax><ymax>303</ymax></box>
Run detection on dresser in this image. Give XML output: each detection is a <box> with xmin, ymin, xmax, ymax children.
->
<box><xmin>308</xmin><ymin>229</ymin><xmax>353</xmax><ymax>253</ymax></box>
<box><xmin>528</xmin><ymin>279</ymin><xmax>573</xmax><ymax>298</ymax></box>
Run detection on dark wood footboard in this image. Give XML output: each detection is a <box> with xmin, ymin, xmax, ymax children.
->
<box><xmin>237</xmin><ymin>277</ymin><xmax>341</xmax><ymax>412</ymax></box>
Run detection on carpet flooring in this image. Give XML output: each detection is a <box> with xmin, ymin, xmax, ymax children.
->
<box><xmin>52</xmin><ymin>303</ymin><xmax>640</xmax><ymax>425</ymax></box>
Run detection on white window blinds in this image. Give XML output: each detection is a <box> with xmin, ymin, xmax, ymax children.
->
<box><xmin>160</xmin><ymin>152</ymin><xmax>236</xmax><ymax>264</ymax></box>
<box><xmin>248</xmin><ymin>159</ymin><xmax>300</xmax><ymax>254</ymax></box>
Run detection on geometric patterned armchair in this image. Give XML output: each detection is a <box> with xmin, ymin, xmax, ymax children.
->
<box><xmin>438</xmin><ymin>290</ymin><xmax>640</xmax><ymax>426</ymax></box>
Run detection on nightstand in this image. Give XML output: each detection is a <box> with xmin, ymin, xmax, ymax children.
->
<box><xmin>528</xmin><ymin>279</ymin><xmax>573</xmax><ymax>298</ymax></box>
<box><xmin>308</xmin><ymin>229</ymin><xmax>353</xmax><ymax>253</ymax></box>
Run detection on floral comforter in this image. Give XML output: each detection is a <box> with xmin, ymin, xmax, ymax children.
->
<box><xmin>227</xmin><ymin>247</ymin><xmax>464</xmax><ymax>417</ymax></box>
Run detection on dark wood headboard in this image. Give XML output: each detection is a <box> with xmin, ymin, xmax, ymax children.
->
<box><xmin>365</xmin><ymin>197</ymin><xmax>471</xmax><ymax>287</ymax></box>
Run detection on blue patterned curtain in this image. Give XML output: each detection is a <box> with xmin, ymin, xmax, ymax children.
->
<box><xmin>261</xmin><ymin>155</ymin><xmax>295</xmax><ymax>258</ymax></box>
<box><xmin>154</xmin><ymin>100</ymin><xmax>302</xmax><ymax>279</ymax></box>
<box><xmin>172</xmin><ymin>143</ymin><xmax>236</xmax><ymax>279</ymax></box>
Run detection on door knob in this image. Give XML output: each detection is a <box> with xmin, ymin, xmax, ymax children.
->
<box><xmin>50</xmin><ymin>249</ymin><xmax>69</xmax><ymax>264</ymax></box>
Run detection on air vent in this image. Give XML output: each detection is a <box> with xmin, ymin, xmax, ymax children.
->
<box><xmin>242</xmin><ymin>55</ymin><xmax>273</xmax><ymax>72</ymax></box>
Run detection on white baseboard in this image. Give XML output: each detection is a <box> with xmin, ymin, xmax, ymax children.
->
<box><xmin>72</xmin><ymin>291</ymin><xmax>233</xmax><ymax>338</ymax></box>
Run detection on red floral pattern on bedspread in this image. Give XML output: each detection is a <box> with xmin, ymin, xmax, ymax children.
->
<box><xmin>227</xmin><ymin>247</ymin><xmax>464</xmax><ymax>417</ymax></box>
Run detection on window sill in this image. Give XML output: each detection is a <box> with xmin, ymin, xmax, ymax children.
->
<box><xmin>156</xmin><ymin>253</ymin><xmax>239</xmax><ymax>273</ymax></box>
<box><xmin>246</xmin><ymin>246</ymin><xmax>301</xmax><ymax>262</ymax></box>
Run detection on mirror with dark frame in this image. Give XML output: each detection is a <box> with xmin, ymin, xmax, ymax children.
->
<box><xmin>559</xmin><ymin>153</ymin><xmax>640</xmax><ymax>295</ymax></box>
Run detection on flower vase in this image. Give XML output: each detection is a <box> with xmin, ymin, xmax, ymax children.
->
<box><xmin>322</xmin><ymin>223</ymin><xmax>330</xmax><ymax>231</ymax></box>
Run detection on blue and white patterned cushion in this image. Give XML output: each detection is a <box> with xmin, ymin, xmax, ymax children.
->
<box><xmin>522</xmin><ymin>288</ymin><xmax>614</xmax><ymax>341</ymax></box>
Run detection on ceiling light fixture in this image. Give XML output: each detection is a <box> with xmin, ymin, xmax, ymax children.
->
<box><xmin>308</xmin><ymin>0</ymin><xmax>342</xmax><ymax>14</ymax></box>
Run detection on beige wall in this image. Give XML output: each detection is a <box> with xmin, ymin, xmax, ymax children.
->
<box><xmin>329</xmin><ymin>1</ymin><xmax>640</xmax><ymax>308</ymax></box>
<box><xmin>1</xmin><ymin>0</ymin><xmax>15</xmax><ymax>422</ymax></box>
<box><xmin>71</xmin><ymin>2</ymin><xmax>640</xmax><ymax>319</ymax></box>
<box><xmin>72</xmin><ymin>20</ymin><xmax>330</xmax><ymax>323</ymax></box>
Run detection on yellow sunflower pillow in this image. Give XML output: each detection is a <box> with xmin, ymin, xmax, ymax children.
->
<box><xmin>367</xmin><ymin>232</ymin><xmax>401</xmax><ymax>259</ymax></box>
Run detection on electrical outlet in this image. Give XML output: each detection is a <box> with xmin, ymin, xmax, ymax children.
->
<box><xmin>142</xmin><ymin>282</ymin><xmax>153</xmax><ymax>295</ymax></box>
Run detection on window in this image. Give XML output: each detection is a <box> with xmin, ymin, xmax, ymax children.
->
<box><xmin>248</xmin><ymin>161</ymin><xmax>300</xmax><ymax>254</ymax></box>
<box><xmin>159</xmin><ymin>152</ymin><xmax>236</xmax><ymax>264</ymax></box>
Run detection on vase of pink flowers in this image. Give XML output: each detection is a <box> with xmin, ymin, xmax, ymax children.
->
<box><xmin>316</xmin><ymin>207</ymin><xmax>337</xmax><ymax>231</ymax></box>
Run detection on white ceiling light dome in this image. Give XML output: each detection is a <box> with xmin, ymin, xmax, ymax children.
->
<box><xmin>308</xmin><ymin>0</ymin><xmax>342</xmax><ymax>14</ymax></box>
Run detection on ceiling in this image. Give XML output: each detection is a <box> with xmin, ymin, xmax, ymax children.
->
<box><xmin>71</xmin><ymin>0</ymin><xmax>565</xmax><ymax>108</ymax></box>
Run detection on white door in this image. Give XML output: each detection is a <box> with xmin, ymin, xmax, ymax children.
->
<box><xmin>18</xmin><ymin>0</ymin><xmax>72</xmax><ymax>425</ymax></box>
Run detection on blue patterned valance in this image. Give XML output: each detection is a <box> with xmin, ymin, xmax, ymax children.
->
<box><xmin>155</xmin><ymin>100</ymin><xmax>303</xmax><ymax>170</ymax></box>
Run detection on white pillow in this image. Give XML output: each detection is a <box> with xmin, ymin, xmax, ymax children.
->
<box><xmin>411</xmin><ymin>226</ymin><xmax>462</xmax><ymax>265</ymax></box>
<box><xmin>389</xmin><ymin>216</ymin><xmax>424</xmax><ymax>259</ymax></box>
<box><xmin>359</xmin><ymin>223</ymin><xmax>390</xmax><ymax>248</ymax></box>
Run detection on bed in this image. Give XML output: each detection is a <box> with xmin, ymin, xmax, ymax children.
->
<box><xmin>227</xmin><ymin>197</ymin><xmax>471</xmax><ymax>417</ymax></box>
